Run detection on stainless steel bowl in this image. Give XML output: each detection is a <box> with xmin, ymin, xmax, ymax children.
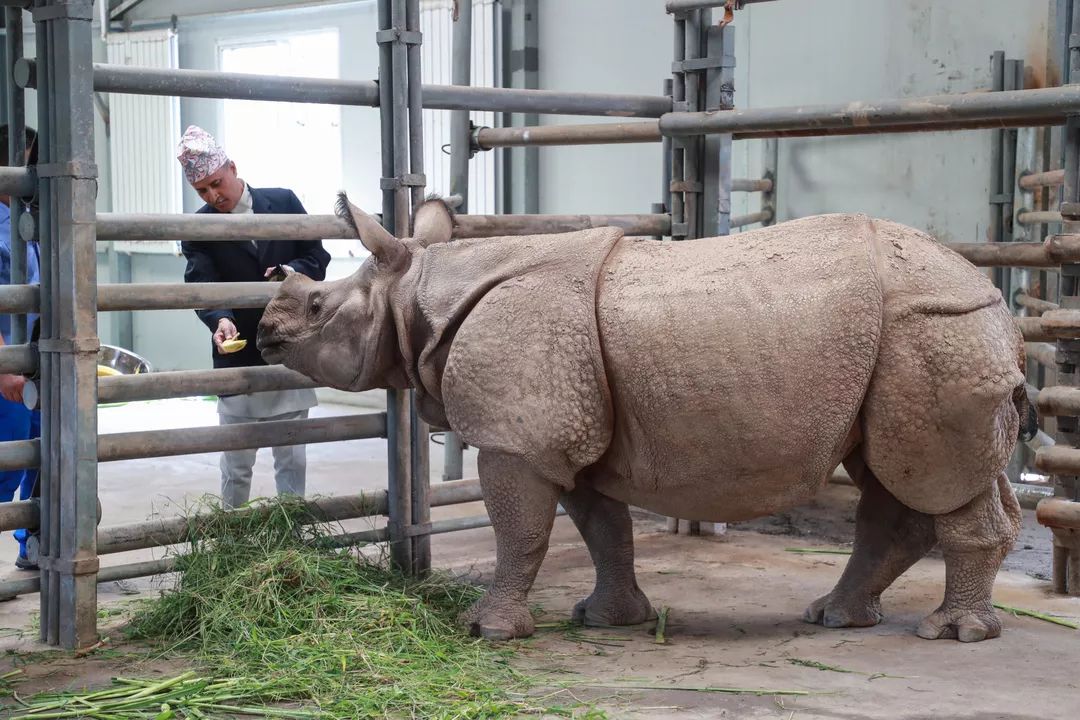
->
<box><xmin>97</xmin><ymin>345</ymin><xmax>153</xmax><ymax>376</ymax></box>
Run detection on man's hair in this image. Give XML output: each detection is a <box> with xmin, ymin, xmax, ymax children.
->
<box><xmin>0</xmin><ymin>124</ymin><xmax>39</xmax><ymax>166</ymax></box>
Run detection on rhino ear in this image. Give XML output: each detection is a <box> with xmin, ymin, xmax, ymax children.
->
<box><xmin>411</xmin><ymin>194</ymin><xmax>456</xmax><ymax>248</ymax></box>
<box><xmin>335</xmin><ymin>192</ymin><xmax>407</xmax><ymax>269</ymax></box>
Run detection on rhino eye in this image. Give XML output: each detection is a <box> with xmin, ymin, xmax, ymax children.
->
<box><xmin>308</xmin><ymin>296</ymin><xmax>321</xmax><ymax>316</ymax></box>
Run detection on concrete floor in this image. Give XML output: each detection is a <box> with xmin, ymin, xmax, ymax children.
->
<box><xmin>1</xmin><ymin>398</ymin><xmax>1078</xmax><ymax>718</ymax></box>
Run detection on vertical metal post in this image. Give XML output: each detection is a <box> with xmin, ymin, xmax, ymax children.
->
<box><xmin>999</xmin><ymin>59</ymin><xmax>1022</xmax><ymax>306</ymax></box>
<box><xmin>502</xmin><ymin>0</ymin><xmax>538</xmax><ymax>215</ymax></box>
<box><xmin>33</xmin><ymin>0</ymin><xmax>100</xmax><ymax>649</ymax></box>
<box><xmin>761</xmin><ymin>137</ymin><xmax>778</xmax><ymax>226</ymax></box>
<box><xmin>702</xmin><ymin>21</ymin><xmax>733</xmax><ymax>236</ymax></box>
<box><xmin>405</xmin><ymin>0</ymin><xmax>430</xmax><ymax>575</ymax></box>
<box><xmin>989</xmin><ymin>51</ymin><xmax>1006</xmax><ymax>290</ymax></box>
<box><xmin>661</xmin><ymin>78</ymin><xmax>673</xmax><ymax>219</ymax></box>
<box><xmin>6</xmin><ymin>6</ymin><xmax>27</xmax><ymax>345</ymax></box>
<box><xmin>377</xmin><ymin>0</ymin><xmax>413</xmax><ymax>573</ymax></box>
<box><xmin>682</xmin><ymin>9</ymin><xmax>702</xmax><ymax>239</ymax></box>
<box><xmin>669</xmin><ymin>15</ymin><xmax>687</xmax><ymax>240</ymax></box>
<box><xmin>443</xmin><ymin>0</ymin><xmax>471</xmax><ymax>484</ymax></box>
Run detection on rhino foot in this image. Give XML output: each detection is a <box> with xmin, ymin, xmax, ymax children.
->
<box><xmin>571</xmin><ymin>587</ymin><xmax>656</xmax><ymax>627</ymax></box>
<box><xmin>916</xmin><ymin>604</ymin><xmax>1001</xmax><ymax>643</ymax></box>
<box><xmin>802</xmin><ymin>592</ymin><xmax>883</xmax><ymax>628</ymax></box>
<box><xmin>459</xmin><ymin>595</ymin><xmax>536</xmax><ymax>641</ymax></box>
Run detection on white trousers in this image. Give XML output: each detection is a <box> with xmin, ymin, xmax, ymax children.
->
<box><xmin>218</xmin><ymin>409</ymin><xmax>308</xmax><ymax>509</ymax></box>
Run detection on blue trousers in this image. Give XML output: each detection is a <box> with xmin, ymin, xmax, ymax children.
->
<box><xmin>0</xmin><ymin>397</ymin><xmax>39</xmax><ymax>559</ymax></box>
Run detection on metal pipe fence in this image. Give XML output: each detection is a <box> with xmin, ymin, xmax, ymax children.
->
<box><xmin>12</xmin><ymin>0</ymin><xmax>1080</xmax><ymax>645</ymax></box>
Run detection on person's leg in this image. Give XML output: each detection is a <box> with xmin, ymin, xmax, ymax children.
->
<box><xmin>269</xmin><ymin>410</ymin><xmax>308</xmax><ymax>499</ymax></box>
<box><xmin>218</xmin><ymin>413</ymin><xmax>258</xmax><ymax>509</ymax></box>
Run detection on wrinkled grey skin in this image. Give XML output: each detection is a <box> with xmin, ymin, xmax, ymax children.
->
<box><xmin>258</xmin><ymin>194</ymin><xmax>1026</xmax><ymax>643</ymax></box>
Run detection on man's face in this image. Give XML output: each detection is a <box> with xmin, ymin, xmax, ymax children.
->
<box><xmin>192</xmin><ymin>161</ymin><xmax>244</xmax><ymax>212</ymax></box>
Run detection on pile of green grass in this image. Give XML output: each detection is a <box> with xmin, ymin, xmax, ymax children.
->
<box><xmin>25</xmin><ymin>497</ymin><xmax>572</xmax><ymax>719</ymax></box>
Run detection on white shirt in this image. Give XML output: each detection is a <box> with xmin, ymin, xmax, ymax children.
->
<box><xmin>217</xmin><ymin>180</ymin><xmax>318</xmax><ymax>419</ymax></box>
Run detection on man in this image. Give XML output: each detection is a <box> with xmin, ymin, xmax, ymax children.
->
<box><xmin>0</xmin><ymin>124</ymin><xmax>39</xmax><ymax>570</ymax></box>
<box><xmin>177</xmin><ymin>125</ymin><xmax>330</xmax><ymax>509</ymax></box>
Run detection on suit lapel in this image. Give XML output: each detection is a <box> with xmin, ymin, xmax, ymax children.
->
<box><xmin>247</xmin><ymin>187</ymin><xmax>271</xmax><ymax>262</ymax></box>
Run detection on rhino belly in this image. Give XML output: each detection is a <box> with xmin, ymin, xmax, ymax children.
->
<box><xmin>590</xmin><ymin>217</ymin><xmax>884</xmax><ymax>521</ymax></box>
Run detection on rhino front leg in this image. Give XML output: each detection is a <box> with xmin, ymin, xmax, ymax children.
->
<box><xmin>916</xmin><ymin>473</ymin><xmax>1021</xmax><ymax>642</ymax></box>
<box><xmin>561</xmin><ymin>484</ymin><xmax>655</xmax><ymax>627</ymax></box>
<box><xmin>804</xmin><ymin>458</ymin><xmax>936</xmax><ymax>628</ymax></box>
<box><xmin>460</xmin><ymin>450</ymin><xmax>561</xmax><ymax>640</ymax></box>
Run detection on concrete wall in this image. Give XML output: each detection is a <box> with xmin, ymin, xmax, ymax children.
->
<box><xmin>537</xmin><ymin>0</ymin><xmax>1052</xmax><ymax>244</ymax></box>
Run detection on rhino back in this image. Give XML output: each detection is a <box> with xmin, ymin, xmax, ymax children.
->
<box><xmin>592</xmin><ymin>214</ymin><xmax>884</xmax><ymax>521</ymax></box>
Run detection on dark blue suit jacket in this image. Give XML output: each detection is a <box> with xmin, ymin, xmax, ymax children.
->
<box><xmin>182</xmin><ymin>187</ymin><xmax>331</xmax><ymax>370</ymax></box>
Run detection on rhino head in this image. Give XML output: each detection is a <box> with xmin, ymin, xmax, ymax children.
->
<box><xmin>256</xmin><ymin>192</ymin><xmax>455</xmax><ymax>391</ymax></box>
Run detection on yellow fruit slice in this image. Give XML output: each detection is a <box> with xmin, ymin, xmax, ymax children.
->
<box><xmin>96</xmin><ymin>365</ymin><xmax>122</xmax><ymax>377</ymax></box>
<box><xmin>220</xmin><ymin>338</ymin><xmax>248</xmax><ymax>354</ymax></box>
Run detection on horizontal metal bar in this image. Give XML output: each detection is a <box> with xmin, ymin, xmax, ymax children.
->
<box><xmin>17</xmin><ymin>61</ymin><xmax>672</xmax><ymax>119</ymax></box>
<box><xmin>0</xmin><ymin>439</ymin><xmax>39</xmax><ymax>471</ymax></box>
<box><xmin>1019</xmin><ymin>169</ymin><xmax>1066</xmax><ymax>190</ymax></box>
<box><xmin>98</xmin><ymin>365</ymin><xmax>319</xmax><ymax>404</ymax></box>
<box><xmin>1015</xmin><ymin>293</ymin><xmax>1060</xmax><ymax>314</ymax></box>
<box><xmin>0</xmin><ymin>343</ymin><xmax>37</xmax><ymax>375</ymax></box>
<box><xmin>97</xmin><ymin>213</ymin><xmax>673</xmax><ymax>241</ymax></box>
<box><xmin>475</xmin><ymin>121</ymin><xmax>663</xmax><ymax>148</ymax></box>
<box><xmin>99</xmin><ymin>282</ymin><xmax>275</xmax><ymax>312</ymax></box>
<box><xmin>0</xmin><ymin>558</ymin><xmax>178</xmax><ymax>599</ymax></box>
<box><xmin>731</xmin><ymin>178</ymin><xmax>774</xmax><ymax>193</ymax></box>
<box><xmin>0</xmin><ymin>282</ymin><xmax>275</xmax><ymax>314</ymax></box>
<box><xmin>1036</xmin><ymin>385</ymin><xmax>1080</xmax><ymax>417</ymax></box>
<box><xmin>0</xmin><ymin>413</ymin><xmax>387</xmax><ymax>470</ymax></box>
<box><xmin>1035</xmin><ymin>446</ymin><xmax>1080</xmax><ymax>476</ymax></box>
<box><xmin>1036</xmin><ymin>497</ymin><xmax>1080</xmax><ymax>531</ymax></box>
<box><xmin>1038</xmin><ymin>308</ymin><xmax>1080</xmax><ymax>338</ymax></box>
<box><xmin>730</xmin><ymin>209</ymin><xmax>774</xmax><ymax>228</ymax></box>
<box><xmin>1017</xmin><ymin>210</ymin><xmax>1063</xmax><ymax>225</ymax></box>
<box><xmin>659</xmin><ymin>85</ymin><xmax>1080</xmax><ymax>138</ymax></box>
<box><xmin>1027</xmin><ymin>341</ymin><xmax>1059</xmax><ymax>367</ymax></box>
<box><xmin>0</xmin><ymin>498</ymin><xmax>36</xmax><ymax>533</ymax></box>
<box><xmin>1018</xmin><ymin>316</ymin><xmax>1054</xmax><ymax>342</ymax></box>
<box><xmin>666</xmin><ymin>0</ymin><xmax>779</xmax><ymax>11</ymax></box>
<box><xmin>99</xmin><ymin>412</ymin><xmax>387</xmax><ymax>462</ymax></box>
<box><xmin>97</xmin><ymin>478</ymin><xmax>482</xmax><ymax>556</ymax></box>
<box><xmin>0</xmin><ymin>167</ymin><xmax>34</xmax><ymax>197</ymax></box>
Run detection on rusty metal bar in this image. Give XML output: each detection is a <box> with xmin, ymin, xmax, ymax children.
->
<box><xmin>475</xmin><ymin>121</ymin><xmax>662</xmax><ymax>148</ymax></box>
<box><xmin>1036</xmin><ymin>445</ymin><xmax>1080</xmax><ymax>474</ymax></box>
<box><xmin>0</xmin><ymin>497</ymin><xmax>36</xmax><ymax>533</ymax></box>
<box><xmin>1018</xmin><ymin>316</ymin><xmax>1055</xmax><ymax>342</ymax></box>
<box><xmin>730</xmin><ymin>209</ymin><xmax>773</xmax><ymax>228</ymax></box>
<box><xmin>0</xmin><ymin>166</ymin><xmax>34</xmax><ymax>196</ymax></box>
<box><xmin>0</xmin><ymin>558</ymin><xmax>178</xmax><ymax>599</ymax></box>
<box><xmin>97</xmin><ymin>365</ymin><xmax>319</xmax><ymax>404</ymax></box>
<box><xmin>731</xmin><ymin>178</ymin><xmax>773</xmax><ymax>193</ymax></box>
<box><xmin>1020</xmin><ymin>168</ymin><xmax>1066</xmax><ymax>189</ymax></box>
<box><xmin>1016</xmin><ymin>293</ymin><xmax>1061</xmax><ymax>314</ymax></box>
<box><xmin>0</xmin><ymin>343</ymin><xmax>37</xmax><ymax>375</ymax></box>
<box><xmin>659</xmin><ymin>85</ymin><xmax>1080</xmax><ymax>138</ymax></box>
<box><xmin>95</xmin><ymin>212</ymin><xmax>672</xmax><ymax>241</ymax></box>
<box><xmin>1018</xmin><ymin>210</ymin><xmax>1064</xmax><ymax>225</ymax></box>
<box><xmin>1028</xmin><ymin>341</ymin><xmax>1059</xmax><ymax>367</ymax></box>
<box><xmin>1038</xmin><ymin>385</ymin><xmax>1080</xmax><ymax>417</ymax></box>
<box><xmin>98</xmin><ymin>413</ymin><xmax>386</xmax><ymax>463</ymax></box>
<box><xmin>1038</xmin><ymin>496</ymin><xmax>1080</xmax><ymax>529</ymax></box>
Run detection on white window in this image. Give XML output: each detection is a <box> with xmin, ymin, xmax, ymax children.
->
<box><xmin>219</xmin><ymin>30</ymin><xmax>352</xmax><ymax>257</ymax></box>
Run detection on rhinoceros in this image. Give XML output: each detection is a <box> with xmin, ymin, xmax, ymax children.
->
<box><xmin>256</xmin><ymin>193</ymin><xmax>1030</xmax><ymax>643</ymax></box>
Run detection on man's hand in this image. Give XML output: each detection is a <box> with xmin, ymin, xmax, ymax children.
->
<box><xmin>214</xmin><ymin>318</ymin><xmax>239</xmax><ymax>354</ymax></box>
<box><xmin>0</xmin><ymin>374</ymin><xmax>26</xmax><ymax>404</ymax></box>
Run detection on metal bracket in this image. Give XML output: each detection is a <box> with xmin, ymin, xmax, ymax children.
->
<box><xmin>403</xmin><ymin>522</ymin><xmax>433</xmax><ymax>538</ymax></box>
<box><xmin>671</xmin><ymin>100</ymin><xmax>690</xmax><ymax>113</ymax></box>
<box><xmin>32</xmin><ymin>3</ymin><xmax>95</xmax><ymax>22</ymax></box>
<box><xmin>670</xmin><ymin>180</ymin><xmax>703</xmax><ymax>193</ymax></box>
<box><xmin>1070</xmin><ymin>33</ymin><xmax>1080</xmax><ymax>50</ymax></box>
<box><xmin>671</xmin><ymin>222</ymin><xmax>690</xmax><ymax>238</ymax></box>
<box><xmin>37</xmin><ymin>556</ymin><xmax>100</xmax><ymax>576</ymax></box>
<box><xmin>673</xmin><ymin>56</ymin><xmax>736</xmax><ymax>73</ymax></box>
<box><xmin>36</xmin><ymin>162</ymin><xmax>99</xmax><ymax>180</ymax></box>
<box><xmin>989</xmin><ymin>193</ymin><xmax>1014</xmax><ymax>204</ymax></box>
<box><xmin>37</xmin><ymin>338</ymin><xmax>101</xmax><ymax>355</ymax></box>
<box><xmin>375</xmin><ymin>28</ymin><xmax>423</xmax><ymax>45</ymax></box>
<box><xmin>1062</xmin><ymin>202</ymin><xmax>1080</xmax><ymax>219</ymax></box>
<box><xmin>380</xmin><ymin>174</ymin><xmax>427</xmax><ymax>190</ymax></box>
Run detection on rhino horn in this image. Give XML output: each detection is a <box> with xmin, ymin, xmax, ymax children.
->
<box><xmin>335</xmin><ymin>191</ymin><xmax>407</xmax><ymax>268</ymax></box>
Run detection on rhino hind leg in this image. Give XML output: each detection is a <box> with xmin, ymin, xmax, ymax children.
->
<box><xmin>560</xmin><ymin>484</ymin><xmax>655</xmax><ymax>627</ymax></box>
<box><xmin>459</xmin><ymin>450</ymin><xmax>562</xmax><ymax>640</ymax></box>
<box><xmin>804</xmin><ymin>453</ymin><xmax>936</xmax><ymax>629</ymax></box>
<box><xmin>916</xmin><ymin>473</ymin><xmax>1021</xmax><ymax>642</ymax></box>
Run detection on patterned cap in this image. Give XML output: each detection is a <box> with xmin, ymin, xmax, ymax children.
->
<box><xmin>176</xmin><ymin>125</ymin><xmax>229</xmax><ymax>185</ymax></box>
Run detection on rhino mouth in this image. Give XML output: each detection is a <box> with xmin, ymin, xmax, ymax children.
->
<box><xmin>256</xmin><ymin>335</ymin><xmax>286</xmax><ymax>365</ymax></box>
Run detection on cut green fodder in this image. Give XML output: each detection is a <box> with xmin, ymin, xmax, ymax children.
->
<box><xmin>993</xmin><ymin>602</ymin><xmax>1080</xmax><ymax>629</ymax></box>
<box><xmin>16</xmin><ymin>496</ymin><xmax>580</xmax><ymax>719</ymax></box>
